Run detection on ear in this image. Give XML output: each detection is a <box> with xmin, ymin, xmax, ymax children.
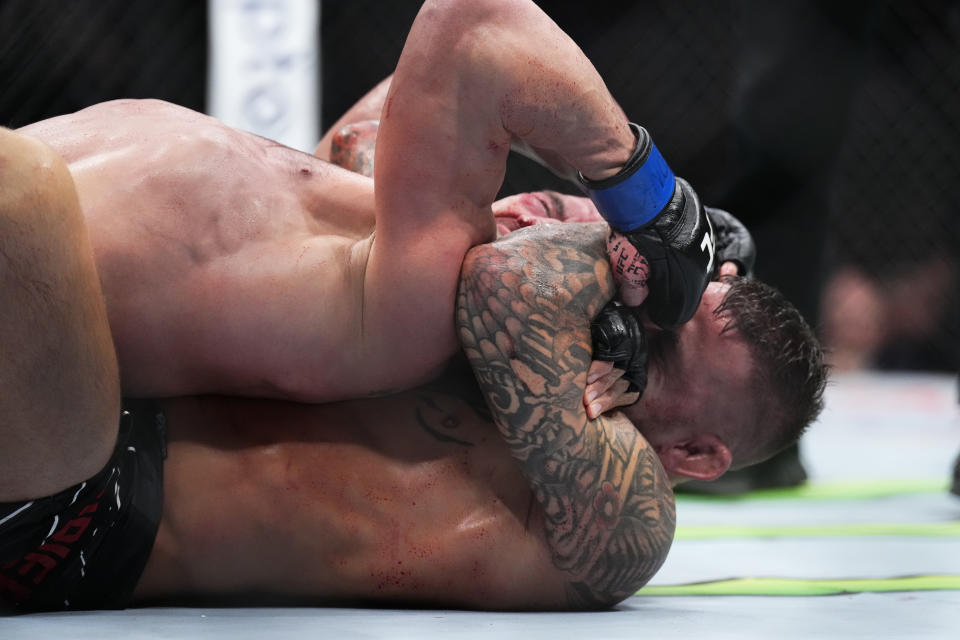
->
<box><xmin>657</xmin><ymin>434</ymin><xmax>732</xmax><ymax>482</ymax></box>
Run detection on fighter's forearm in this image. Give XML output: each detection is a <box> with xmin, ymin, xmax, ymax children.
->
<box><xmin>456</xmin><ymin>222</ymin><xmax>675</xmax><ymax>609</ymax></box>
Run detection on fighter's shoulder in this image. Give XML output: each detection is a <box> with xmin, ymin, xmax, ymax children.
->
<box><xmin>18</xmin><ymin>99</ymin><xmax>219</xmax><ymax>154</ymax></box>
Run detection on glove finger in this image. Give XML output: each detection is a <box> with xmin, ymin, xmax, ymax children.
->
<box><xmin>587</xmin><ymin>378</ymin><xmax>641</xmax><ymax>419</ymax></box>
<box><xmin>705</xmin><ymin>206</ymin><xmax>756</xmax><ymax>278</ymax></box>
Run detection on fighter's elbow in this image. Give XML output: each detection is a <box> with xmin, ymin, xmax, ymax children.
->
<box><xmin>563</xmin><ymin>490</ymin><xmax>677</xmax><ymax>610</ymax></box>
<box><xmin>565</xmin><ymin>552</ymin><xmax>670</xmax><ymax>611</ymax></box>
<box><xmin>416</xmin><ymin>0</ymin><xmax>534</xmax><ymax>51</ymax></box>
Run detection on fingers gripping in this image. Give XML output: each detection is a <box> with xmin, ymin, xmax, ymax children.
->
<box><xmin>584</xmin><ymin>361</ymin><xmax>640</xmax><ymax>419</ymax></box>
<box><xmin>590</xmin><ymin>300</ymin><xmax>649</xmax><ymax>397</ymax></box>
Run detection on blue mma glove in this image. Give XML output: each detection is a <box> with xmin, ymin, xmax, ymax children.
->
<box><xmin>580</xmin><ymin>123</ymin><xmax>716</xmax><ymax>329</ymax></box>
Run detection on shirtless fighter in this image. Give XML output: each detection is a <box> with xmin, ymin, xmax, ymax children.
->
<box><xmin>0</xmin><ymin>129</ymin><xmax>822</xmax><ymax>613</ymax></box>
<box><xmin>0</xmin><ymin>214</ymin><xmax>823</xmax><ymax>612</ymax></box>
<box><xmin>0</xmin><ymin>0</ymin><xmax>825</xmax><ymax>613</ymax></box>
<box><xmin>12</xmin><ymin>0</ymin><xmax>734</xmax><ymax>408</ymax></box>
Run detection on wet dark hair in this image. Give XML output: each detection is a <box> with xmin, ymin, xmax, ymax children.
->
<box><xmin>714</xmin><ymin>277</ymin><xmax>828</xmax><ymax>465</ymax></box>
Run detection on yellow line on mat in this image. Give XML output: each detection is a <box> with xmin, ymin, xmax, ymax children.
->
<box><xmin>675</xmin><ymin>479</ymin><xmax>948</xmax><ymax>502</ymax></box>
<box><xmin>675</xmin><ymin>521</ymin><xmax>960</xmax><ymax>539</ymax></box>
<box><xmin>638</xmin><ymin>575</ymin><xmax>960</xmax><ymax>596</ymax></box>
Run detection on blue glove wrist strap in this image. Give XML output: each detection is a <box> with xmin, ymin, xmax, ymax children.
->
<box><xmin>579</xmin><ymin>123</ymin><xmax>676</xmax><ymax>232</ymax></box>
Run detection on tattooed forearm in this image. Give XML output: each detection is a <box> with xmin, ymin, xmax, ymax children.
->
<box><xmin>456</xmin><ymin>223</ymin><xmax>676</xmax><ymax>608</ymax></box>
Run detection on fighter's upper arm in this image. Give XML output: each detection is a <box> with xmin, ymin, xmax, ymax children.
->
<box><xmin>456</xmin><ymin>222</ymin><xmax>675</xmax><ymax>609</ymax></box>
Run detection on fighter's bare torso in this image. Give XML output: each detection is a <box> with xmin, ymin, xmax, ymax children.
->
<box><xmin>134</xmin><ymin>368</ymin><xmax>566</xmax><ymax>609</ymax></box>
<box><xmin>20</xmin><ymin>99</ymin><xmax>380</xmax><ymax>399</ymax></box>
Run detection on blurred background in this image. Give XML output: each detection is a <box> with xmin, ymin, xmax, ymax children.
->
<box><xmin>1</xmin><ymin>0</ymin><xmax>956</xmax><ymax>377</ymax></box>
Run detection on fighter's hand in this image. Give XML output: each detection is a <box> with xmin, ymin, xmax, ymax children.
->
<box><xmin>605</xmin><ymin>229</ymin><xmax>651</xmax><ymax>307</ymax></box>
<box><xmin>718</xmin><ymin>261</ymin><xmax>740</xmax><ymax>278</ymax></box>
<box><xmin>581</xmin><ymin>124</ymin><xmax>717</xmax><ymax>329</ymax></box>
<box><xmin>584</xmin><ymin>360</ymin><xmax>641</xmax><ymax>419</ymax></box>
<box><xmin>610</xmin><ymin>177</ymin><xmax>716</xmax><ymax>329</ymax></box>
<box><xmin>587</xmin><ymin>300</ymin><xmax>648</xmax><ymax>417</ymax></box>
<box><xmin>706</xmin><ymin>206</ymin><xmax>756</xmax><ymax>279</ymax></box>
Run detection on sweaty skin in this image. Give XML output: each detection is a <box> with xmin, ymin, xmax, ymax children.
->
<box><xmin>324</xmin><ymin>115</ymin><xmax>742</xmax><ymax>419</ymax></box>
<box><xmin>137</xmin><ymin>384</ymin><xmax>567</xmax><ymax>608</ymax></box>
<box><xmin>0</xmin><ymin>1</ymin><xmax>751</xmax><ymax>610</ymax></box>
<box><xmin>18</xmin><ymin>103</ymin><xmax>635</xmax><ymax>411</ymax></box>
<box><xmin>20</xmin><ymin>101</ymin><xmax>378</xmax><ymax>400</ymax></box>
<box><xmin>134</xmin><ymin>223</ymin><xmax>675</xmax><ymax>610</ymax></box>
<box><xmin>17</xmin><ymin>0</ymin><xmax>639</xmax><ymax>403</ymax></box>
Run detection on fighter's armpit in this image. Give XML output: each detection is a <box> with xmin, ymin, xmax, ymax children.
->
<box><xmin>456</xmin><ymin>223</ymin><xmax>676</xmax><ymax>609</ymax></box>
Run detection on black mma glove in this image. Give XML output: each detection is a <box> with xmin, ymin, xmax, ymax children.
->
<box><xmin>617</xmin><ymin>177</ymin><xmax>714</xmax><ymax>329</ymax></box>
<box><xmin>590</xmin><ymin>300</ymin><xmax>648</xmax><ymax>397</ymax></box>
<box><xmin>706</xmin><ymin>206</ymin><xmax>756</xmax><ymax>278</ymax></box>
<box><xmin>580</xmin><ymin>123</ymin><xmax>716</xmax><ymax>329</ymax></box>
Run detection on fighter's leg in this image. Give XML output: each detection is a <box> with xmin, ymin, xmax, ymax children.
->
<box><xmin>0</xmin><ymin>128</ymin><xmax>120</xmax><ymax>501</ymax></box>
<box><xmin>358</xmin><ymin>0</ymin><xmax>635</xmax><ymax>390</ymax></box>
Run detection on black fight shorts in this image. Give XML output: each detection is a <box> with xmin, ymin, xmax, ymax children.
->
<box><xmin>0</xmin><ymin>399</ymin><xmax>166</xmax><ymax>613</ymax></box>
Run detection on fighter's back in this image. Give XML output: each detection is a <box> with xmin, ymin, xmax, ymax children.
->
<box><xmin>19</xmin><ymin>100</ymin><xmax>380</xmax><ymax>399</ymax></box>
<box><xmin>134</xmin><ymin>381</ymin><xmax>569</xmax><ymax>609</ymax></box>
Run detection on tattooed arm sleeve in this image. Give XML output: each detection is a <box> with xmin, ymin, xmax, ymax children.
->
<box><xmin>456</xmin><ymin>222</ymin><xmax>676</xmax><ymax>609</ymax></box>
